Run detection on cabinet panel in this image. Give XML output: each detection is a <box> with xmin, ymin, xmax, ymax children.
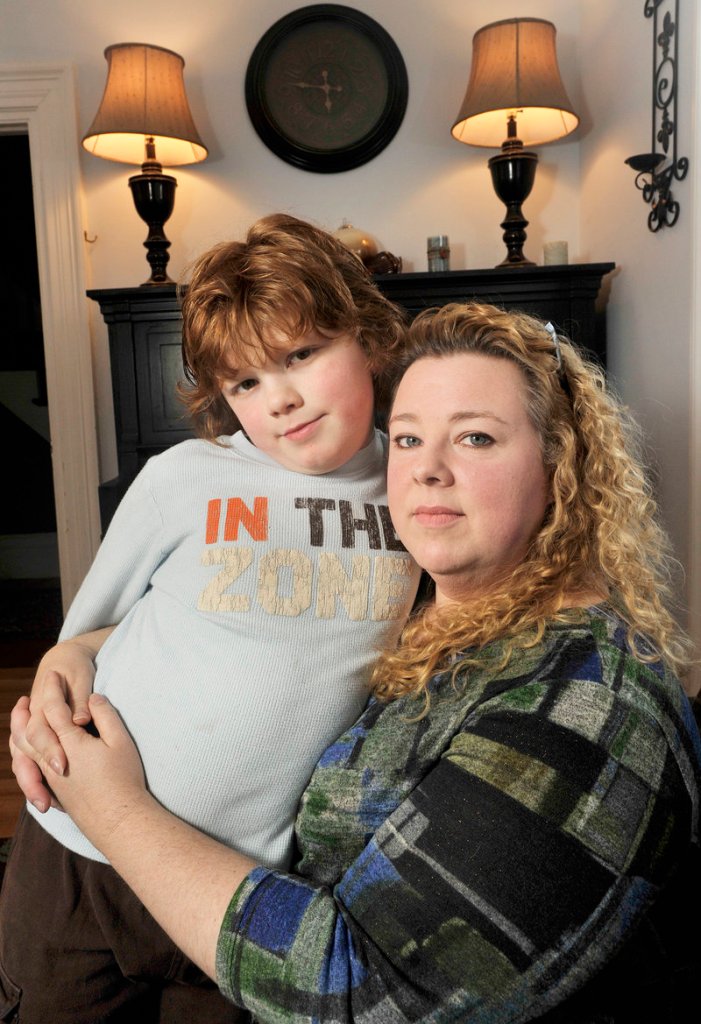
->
<box><xmin>374</xmin><ymin>264</ymin><xmax>614</xmax><ymax>364</ymax></box>
<box><xmin>134</xmin><ymin>321</ymin><xmax>193</xmax><ymax>444</ymax></box>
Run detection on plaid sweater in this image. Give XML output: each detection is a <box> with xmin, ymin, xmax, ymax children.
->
<box><xmin>216</xmin><ymin>605</ymin><xmax>701</xmax><ymax>1022</ymax></box>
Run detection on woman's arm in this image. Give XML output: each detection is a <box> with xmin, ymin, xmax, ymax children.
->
<box><xmin>11</xmin><ymin>693</ymin><xmax>257</xmax><ymax>977</ymax></box>
<box><xmin>216</xmin><ymin>677</ymin><xmax>696</xmax><ymax>1021</ymax></box>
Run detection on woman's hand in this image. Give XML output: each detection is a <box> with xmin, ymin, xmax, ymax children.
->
<box><xmin>9</xmin><ymin>696</ymin><xmax>56</xmax><ymax>811</ymax></box>
<box><xmin>11</xmin><ymin>692</ymin><xmax>151</xmax><ymax>852</ymax></box>
<box><xmin>15</xmin><ymin>628</ymin><xmax>115</xmax><ymax>811</ymax></box>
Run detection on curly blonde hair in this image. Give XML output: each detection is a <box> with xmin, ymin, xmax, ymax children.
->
<box><xmin>178</xmin><ymin>213</ymin><xmax>406</xmax><ymax>439</ymax></box>
<box><xmin>371</xmin><ymin>302</ymin><xmax>692</xmax><ymax>704</ymax></box>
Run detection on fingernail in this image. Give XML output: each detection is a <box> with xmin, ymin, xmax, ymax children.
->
<box><xmin>33</xmin><ymin>799</ymin><xmax>48</xmax><ymax>813</ymax></box>
<box><xmin>50</xmin><ymin>758</ymin><xmax>64</xmax><ymax>776</ymax></box>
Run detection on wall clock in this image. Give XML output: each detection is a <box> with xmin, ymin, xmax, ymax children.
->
<box><xmin>245</xmin><ymin>4</ymin><xmax>408</xmax><ymax>173</ymax></box>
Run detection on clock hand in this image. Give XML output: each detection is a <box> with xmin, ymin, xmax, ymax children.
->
<box><xmin>295</xmin><ymin>69</ymin><xmax>343</xmax><ymax>113</ymax></box>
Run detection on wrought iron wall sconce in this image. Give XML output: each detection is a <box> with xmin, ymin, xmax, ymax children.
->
<box><xmin>625</xmin><ymin>0</ymin><xmax>688</xmax><ymax>232</ymax></box>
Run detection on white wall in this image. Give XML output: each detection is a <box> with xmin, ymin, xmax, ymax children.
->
<box><xmin>4</xmin><ymin>0</ymin><xmax>583</xmax><ymax>280</ymax></box>
<box><xmin>1</xmin><ymin>0</ymin><xmax>583</xmax><ymax>481</ymax></box>
<box><xmin>579</xmin><ymin>1</ymin><xmax>696</xmax><ymax>655</ymax></box>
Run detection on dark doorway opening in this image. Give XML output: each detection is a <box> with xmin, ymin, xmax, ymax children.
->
<box><xmin>0</xmin><ymin>133</ymin><xmax>63</xmax><ymax>664</ymax></box>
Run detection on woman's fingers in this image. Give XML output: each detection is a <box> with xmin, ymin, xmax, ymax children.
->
<box><xmin>10</xmin><ymin>748</ymin><xmax>61</xmax><ymax>813</ymax></box>
<box><xmin>10</xmin><ymin>693</ymin><xmax>134</xmax><ymax>826</ymax></box>
<box><xmin>37</xmin><ymin>685</ymin><xmax>83</xmax><ymax>741</ymax></box>
<box><xmin>44</xmin><ymin>693</ymin><xmax>125</xmax><ymax>750</ymax></box>
<box><xmin>9</xmin><ymin>697</ymin><xmax>63</xmax><ymax>812</ymax></box>
<box><xmin>27</xmin><ymin>669</ymin><xmax>76</xmax><ymax>775</ymax></box>
<box><xmin>39</xmin><ymin>694</ymin><xmax>149</xmax><ymax>849</ymax></box>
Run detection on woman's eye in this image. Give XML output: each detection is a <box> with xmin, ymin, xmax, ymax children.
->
<box><xmin>393</xmin><ymin>434</ymin><xmax>422</xmax><ymax>449</ymax></box>
<box><xmin>460</xmin><ymin>432</ymin><xmax>493</xmax><ymax>447</ymax></box>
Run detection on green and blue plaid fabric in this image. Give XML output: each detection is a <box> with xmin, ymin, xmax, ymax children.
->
<box><xmin>217</xmin><ymin>606</ymin><xmax>701</xmax><ymax>1022</ymax></box>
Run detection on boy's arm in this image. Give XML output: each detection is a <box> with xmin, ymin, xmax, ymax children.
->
<box><xmin>18</xmin><ymin>460</ymin><xmax>167</xmax><ymax>811</ymax></box>
<box><xmin>16</xmin><ymin>626</ymin><xmax>115</xmax><ymax>811</ymax></box>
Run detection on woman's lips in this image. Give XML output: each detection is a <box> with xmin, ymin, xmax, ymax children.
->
<box><xmin>413</xmin><ymin>506</ymin><xmax>463</xmax><ymax>526</ymax></box>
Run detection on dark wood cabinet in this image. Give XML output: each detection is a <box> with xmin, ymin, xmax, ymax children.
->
<box><xmin>89</xmin><ymin>261</ymin><xmax>614</xmax><ymax>529</ymax></box>
<box><xmin>375</xmin><ymin>264</ymin><xmax>614</xmax><ymax>360</ymax></box>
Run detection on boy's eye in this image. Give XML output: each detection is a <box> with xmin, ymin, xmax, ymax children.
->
<box><xmin>288</xmin><ymin>347</ymin><xmax>315</xmax><ymax>365</ymax></box>
<box><xmin>460</xmin><ymin>432</ymin><xmax>493</xmax><ymax>447</ymax></box>
<box><xmin>393</xmin><ymin>434</ymin><xmax>422</xmax><ymax>449</ymax></box>
<box><xmin>233</xmin><ymin>378</ymin><xmax>257</xmax><ymax>394</ymax></box>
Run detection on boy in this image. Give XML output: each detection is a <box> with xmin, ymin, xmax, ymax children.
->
<box><xmin>0</xmin><ymin>214</ymin><xmax>419</xmax><ymax>1024</ymax></box>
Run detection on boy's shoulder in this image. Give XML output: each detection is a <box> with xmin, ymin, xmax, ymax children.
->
<box><xmin>142</xmin><ymin>428</ymin><xmax>388</xmax><ymax>483</ymax></box>
<box><xmin>150</xmin><ymin>432</ymin><xmax>249</xmax><ymax>461</ymax></box>
<box><xmin>136</xmin><ymin>436</ymin><xmax>240</xmax><ymax>488</ymax></box>
<box><xmin>144</xmin><ymin>436</ymin><xmax>228</xmax><ymax>467</ymax></box>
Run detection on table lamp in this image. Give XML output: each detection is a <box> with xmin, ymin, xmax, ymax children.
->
<box><xmin>451</xmin><ymin>18</ymin><xmax>579</xmax><ymax>267</ymax></box>
<box><xmin>82</xmin><ymin>43</ymin><xmax>208</xmax><ymax>285</ymax></box>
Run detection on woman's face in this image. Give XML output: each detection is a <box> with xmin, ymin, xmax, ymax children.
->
<box><xmin>387</xmin><ymin>352</ymin><xmax>550</xmax><ymax>606</ymax></box>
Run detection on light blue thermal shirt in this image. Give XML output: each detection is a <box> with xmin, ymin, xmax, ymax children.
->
<box><xmin>29</xmin><ymin>430</ymin><xmax>419</xmax><ymax>866</ymax></box>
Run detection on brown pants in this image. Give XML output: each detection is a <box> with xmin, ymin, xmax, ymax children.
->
<box><xmin>0</xmin><ymin>808</ymin><xmax>245</xmax><ymax>1023</ymax></box>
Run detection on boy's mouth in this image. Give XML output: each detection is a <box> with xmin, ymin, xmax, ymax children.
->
<box><xmin>283</xmin><ymin>415</ymin><xmax>324</xmax><ymax>441</ymax></box>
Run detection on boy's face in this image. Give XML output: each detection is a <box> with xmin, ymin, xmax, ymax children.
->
<box><xmin>220</xmin><ymin>328</ymin><xmax>375</xmax><ymax>474</ymax></box>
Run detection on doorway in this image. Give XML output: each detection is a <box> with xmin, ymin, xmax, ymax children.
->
<box><xmin>0</xmin><ymin>64</ymin><xmax>101</xmax><ymax>622</ymax></box>
<box><xmin>0</xmin><ymin>132</ymin><xmax>63</xmax><ymax>663</ymax></box>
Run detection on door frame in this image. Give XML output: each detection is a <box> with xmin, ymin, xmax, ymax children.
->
<box><xmin>0</xmin><ymin>63</ymin><xmax>100</xmax><ymax>610</ymax></box>
<box><xmin>689</xmin><ymin>9</ymin><xmax>701</xmax><ymax>695</ymax></box>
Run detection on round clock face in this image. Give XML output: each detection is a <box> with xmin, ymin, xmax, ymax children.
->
<box><xmin>245</xmin><ymin>4</ymin><xmax>408</xmax><ymax>173</ymax></box>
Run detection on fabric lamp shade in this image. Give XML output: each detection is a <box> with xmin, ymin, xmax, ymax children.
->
<box><xmin>451</xmin><ymin>18</ymin><xmax>579</xmax><ymax>148</ymax></box>
<box><xmin>82</xmin><ymin>43</ymin><xmax>208</xmax><ymax>166</ymax></box>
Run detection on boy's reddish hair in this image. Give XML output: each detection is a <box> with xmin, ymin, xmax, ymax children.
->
<box><xmin>178</xmin><ymin>213</ymin><xmax>406</xmax><ymax>439</ymax></box>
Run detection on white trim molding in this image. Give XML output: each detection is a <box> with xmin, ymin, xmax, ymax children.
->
<box><xmin>0</xmin><ymin>64</ymin><xmax>101</xmax><ymax>610</ymax></box>
<box><xmin>689</xmin><ymin>8</ymin><xmax>701</xmax><ymax>696</ymax></box>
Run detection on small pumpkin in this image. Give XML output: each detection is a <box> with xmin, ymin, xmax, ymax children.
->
<box><xmin>332</xmin><ymin>221</ymin><xmax>379</xmax><ymax>264</ymax></box>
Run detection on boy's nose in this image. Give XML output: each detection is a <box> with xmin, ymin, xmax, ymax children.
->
<box><xmin>267</xmin><ymin>380</ymin><xmax>303</xmax><ymax>415</ymax></box>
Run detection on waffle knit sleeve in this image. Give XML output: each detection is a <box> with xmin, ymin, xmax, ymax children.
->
<box><xmin>59</xmin><ymin>465</ymin><xmax>166</xmax><ymax>640</ymax></box>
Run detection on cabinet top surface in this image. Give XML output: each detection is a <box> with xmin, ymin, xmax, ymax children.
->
<box><xmin>375</xmin><ymin>263</ymin><xmax>616</xmax><ymax>283</ymax></box>
<box><xmin>87</xmin><ymin>262</ymin><xmax>616</xmax><ymax>304</ymax></box>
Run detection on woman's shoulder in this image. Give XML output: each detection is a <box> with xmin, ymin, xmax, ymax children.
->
<box><xmin>542</xmin><ymin>603</ymin><xmax>688</xmax><ymax>715</ymax></box>
<box><xmin>476</xmin><ymin>603</ymin><xmax>684</xmax><ymax>701</ymax></box>
<box><xmin>459</xmin><ymin>604</ymin><xmax>701</xmax><ymax>804</ymax></box>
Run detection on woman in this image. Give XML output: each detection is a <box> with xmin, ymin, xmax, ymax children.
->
<box><xmin>9</xmin><ymin>303</ymin><xmax>701</xmax><ymax>1022</ymax></box>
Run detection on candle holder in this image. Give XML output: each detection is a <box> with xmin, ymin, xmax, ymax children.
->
<box><xmin>624</xmin><ymin>1</ymin><xmax>688</xmax><ymax>232</ymax></box>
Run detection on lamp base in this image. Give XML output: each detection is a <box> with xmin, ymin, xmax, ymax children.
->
<box><xmin>128</xmin><ymin>169</ymin><xmax>177</xmax><ymax>286</ymax></box>
<box><xmin>488</xmin><ymin>148</ymin><xmax>538</xmax><ymax>267</ymax></box>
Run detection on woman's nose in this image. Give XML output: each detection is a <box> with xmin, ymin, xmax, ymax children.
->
<box><xmin>412</xmin><ymin>447</ymin><xmax>454</xmax><ymax>486</ymax></box>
